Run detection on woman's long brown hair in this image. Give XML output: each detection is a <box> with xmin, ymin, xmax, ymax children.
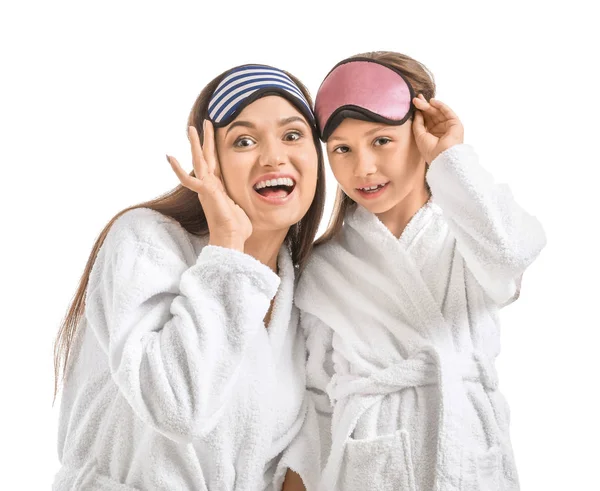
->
<box><xmin>315</xmin><ymin>51</ymin><xmax>436</xmax><ymax>245</ymax></box>
<box><xmin>53</xmin><ymin>67</ymin><xmax>326</xmax><ymax>401</ymax></box>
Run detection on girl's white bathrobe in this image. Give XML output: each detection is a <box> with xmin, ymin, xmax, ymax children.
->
<box><xmin>295</xmin><ymin>144</ymin><xmax>546</xmax><ymax>491</ymax></box>
<box><xmin>54</xmin><ymin>208</ymin><xmax>318</xmax><ymax>491</ymax></box>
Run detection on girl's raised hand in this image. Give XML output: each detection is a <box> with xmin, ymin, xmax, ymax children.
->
<box><xmin>167</xmin><ymin>120</ymin><xmax>252</xmax><ymax>251</ymax></box>
<box><xmin>412</xmin><ymin>95</ymin><xmax>464</xmax><ymax>164</ymax></box>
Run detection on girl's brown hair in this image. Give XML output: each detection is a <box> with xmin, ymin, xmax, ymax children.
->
<box><xmin>53</xmin><ymin>66</ymin><xmax>326</xmax><ymax>400</ymax></box>
<box><xmin>316</xmin><ymin>51</ymin><xmax>436</xmax><ymax>245</ymax></box>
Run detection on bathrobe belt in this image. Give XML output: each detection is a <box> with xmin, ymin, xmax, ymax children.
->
<box><xmin>321</xmin><ymin>349</ymin><xmax>499</xmax><ymax>490</ymax></box>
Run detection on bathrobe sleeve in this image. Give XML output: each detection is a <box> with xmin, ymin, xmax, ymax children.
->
<box><xmin>426</xmin><ymin>144</ymin><xmax>547</xmax><ymax>306</ymax></box>
<box><xmin>85</xmin><ymin>208</ymin><xmax>280</xmax><ymax>443</ymax></box>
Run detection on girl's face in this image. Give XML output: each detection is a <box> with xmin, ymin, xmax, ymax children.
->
<box><xmin>215</xmin><ymin>96</ymin><xmax>319</xmax><ymax>233</ymax></box>
<box><xmin>326</xmin><ymin>118</ymin><xmax>428</xmax><ymax>215</ymax></box>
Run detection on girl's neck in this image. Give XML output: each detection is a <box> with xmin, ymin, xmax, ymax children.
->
<box><xmin>376</xmin><ymin>184</ymin><xmax>431</xmax><ymax>239</ymax></box>
<box><xmin>244</xmin><ymin>228</ymin><xmax>288</xmax><ymax>273</ymax></box>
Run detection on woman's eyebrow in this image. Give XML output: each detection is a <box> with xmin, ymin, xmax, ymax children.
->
<box><xmin>225</xmin><ymin>120</ymin><xmax>255</xmax><ymax>136</ymax></box>
<box><xmin>225</xmin><ymin>116</ymin><xmax>308</xmax><ymax>137</ymax></box>
<box><xmin>279</xmin><ymin>116</ymin><xmax>308</xmax><ymax>127</ymax></box>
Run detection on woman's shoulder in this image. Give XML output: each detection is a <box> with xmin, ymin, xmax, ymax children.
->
<box><xmin>104</xmin><ymin>207</ymin><xmax>206</xmax><ymax>258</ymax></box>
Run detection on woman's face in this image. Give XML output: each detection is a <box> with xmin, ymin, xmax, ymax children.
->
<box><xmin>326</xmin><ymin>118</ymin><xmax>427</xmax><ymax>215</ymax></box>
<box><xmin>215</xmin><ymin>96</ymin><xmax>319</xmax><ymax>233</ymax></box>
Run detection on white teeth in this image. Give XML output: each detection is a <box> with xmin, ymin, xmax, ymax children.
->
<box><xmin>359</xmin><ymin>184</ymin><xmax>384</xmax><ymax>191</ymax></box>
<box><xmin>254</xmin><ymin>177</ymin><xmax>295</xmax><ymax>190</ymax></box>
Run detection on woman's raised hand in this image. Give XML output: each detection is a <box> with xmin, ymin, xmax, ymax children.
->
<box><xmin>167</xmin><ymin>120</ymin><xmax>252</xmax><ymax>251</ymax></box>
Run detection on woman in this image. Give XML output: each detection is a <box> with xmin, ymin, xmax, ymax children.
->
<box><xmin>53</xmin><ymin>63</ymin><xmax>325</xmax><ymax>490</ymax></box>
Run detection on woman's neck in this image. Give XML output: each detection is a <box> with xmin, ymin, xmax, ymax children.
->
<box><xmin>376</xmin><ymin>184</ymin><xmax>431</xmax><ymax>239</ymax></box>
<box><xmin>244</xmin><ymin>228</ymin><xmax>288</xmax><ymax>273</ymax></box>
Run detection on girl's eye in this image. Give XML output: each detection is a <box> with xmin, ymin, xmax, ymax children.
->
<box><xmin>234</xmin><ymin>137</ymin><xmax>255</xmax><ymax>148</ymax></box>
<box><xmin>374</xmin><ymin>137</ymin><xmax>392</xmax><ymax>146</ymax></box>
<box><xmin>333</xmin><ymin>145</ymin><xmax>350</xmax><ymax>154</ymax></box>
<box><xmin>284</xmin><ymin>130</ymin><xmax>302</xmax><ymax>142</ymax></box>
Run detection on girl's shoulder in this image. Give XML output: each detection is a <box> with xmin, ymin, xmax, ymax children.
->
<box><xmin>300</xmin><ymin>233</ymin><xmax>347</xmax><ymax>285</ymax></box>
<box><xmin>310</xmin><ymin>233</ymin><xmax>344</xmax><ymax>259</ymax></box>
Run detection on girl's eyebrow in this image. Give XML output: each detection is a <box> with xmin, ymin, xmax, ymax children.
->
<box><xmin>364</xmin><ymin>125</ymin><xmax>390</xmax><ymax>136</ymax></box>
<box><xmin>329</xmin><ymin>125</ymin><xmax>390</xmax><ymax>142</ymax></box>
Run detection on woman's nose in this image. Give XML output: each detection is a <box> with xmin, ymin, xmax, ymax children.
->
<box><xmin>259</xmin><ymin>138</ymin><xmax>286</xmax><ymax>167</ymax></box>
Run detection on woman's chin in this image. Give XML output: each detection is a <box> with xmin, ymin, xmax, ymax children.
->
<box><xmin>250</xmin><ymin>210</ymin><xmax>305</xmax><ymax>235</ymax></box>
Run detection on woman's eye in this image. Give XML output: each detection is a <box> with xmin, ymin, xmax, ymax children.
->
<box><xmin>284</xmin><ymin>131</ymin><xmax>302</xmax><ymax>142</ymax></box>
<box><xmin>333</xmin><ymin>145</ymin><xmax>350</xmax><ymax>154</ymax></box>
<box><xmin>234</xmin><ymin>137</ymin><xmax>255</xmax><ymax>148</ymax></box>
<box><xmin>374</xmin><ymin>137</ymin><xmax>392</xmax><ymax>146</ymax></box>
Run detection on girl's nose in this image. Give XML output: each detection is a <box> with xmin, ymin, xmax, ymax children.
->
<box><xmin>353</xmin><ymin>151</ymin><xmax>377</xmax><ymax>177</ymax></box>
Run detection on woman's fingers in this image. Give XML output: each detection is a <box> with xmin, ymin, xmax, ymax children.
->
<box><xmin>167</xmin><ymin>153</ymin><xmax>227</xmax><ymax>206</ymax></box>
<box><xmin>166</xmin><ymin>155</ymin><xmax>200</xmax><ymax>191</ymax></box>
<box><xmin>188</xmin><ymin>125</ymin><xmax>208</xmax><ymax>180</ymax></box>
<box><xmin>203</xmin><ymin>120</ymin><xmax>219</xmax><ymax>175</ymax></box>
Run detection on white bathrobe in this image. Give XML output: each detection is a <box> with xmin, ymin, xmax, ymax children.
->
<box><xmin>54</xmin><ymin>208</ymin><xmax>316</xmax><ymax>491</ymax></box>
<box><xmin>295</xmin><ymin>144</ymin><xmax>546</xmax><ymax>491</ymax></box>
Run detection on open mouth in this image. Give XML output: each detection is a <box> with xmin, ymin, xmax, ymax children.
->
<box><xmin>253</xmin><ymin>177</ymin><xmax>296</xmax><ymax>199</ymax></box>
<box><xmin>357</xmin><ymin>182</ymin><xmax>388</xmax><ymax>193</ymax></box>
<box><xmin>355</xmin><ymin>181</ymin><xmax>390</xmax><ymax>199</ymax></box>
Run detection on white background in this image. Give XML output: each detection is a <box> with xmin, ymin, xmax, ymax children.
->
<box><xmin>1</xmin><ymin>0</ymin><xmax>598</xmax><ymax>489</ymax></box>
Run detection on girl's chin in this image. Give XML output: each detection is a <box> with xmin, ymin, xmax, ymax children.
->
<box><xmin>355</xmin><ymin>197</ymin><xmax>395</xmax><ymax>215</ymax></box>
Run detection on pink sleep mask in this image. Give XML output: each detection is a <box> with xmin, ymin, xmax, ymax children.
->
<box><xmin>315</xmin><ymin>58</ymin><xmax>416</xmax><ymax>141</ymax></box>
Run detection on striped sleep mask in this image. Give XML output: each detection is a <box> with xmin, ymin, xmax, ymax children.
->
<box><xmin>207</xmin><ymin>64</ymin><xmax>315</xmax><ymax>128</ymax></box>
<box><xmin>315</xmin><ymin>58</ymin><xmax>416</xmax><ymax>141</ymax></box>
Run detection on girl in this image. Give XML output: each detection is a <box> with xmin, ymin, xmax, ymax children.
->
<box><xmin>296</xmin><ymin>52</ymin><xmax>546</xmax><ymax>490</ymax></box>
<box><xmin>53</xmin><ymin>64</ymin><xmax>325</xmax><ymax>491</ymax></box>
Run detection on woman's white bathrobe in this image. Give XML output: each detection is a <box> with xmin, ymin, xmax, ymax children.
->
<box><xmin>54</xmin><ymin>208</ymin><xmax>318</xmax><ymax>491</ymax></box>
<box><xmin>295</xmin><ymin>144</ymin><xmax>546</xmax><ymax>491</ymax></box>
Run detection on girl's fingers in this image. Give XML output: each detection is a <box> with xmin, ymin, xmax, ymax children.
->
<box><xmin>413</xmin><ymin>99</ymin><xmax>438</xmax><ymax>129</ymax></box>
<box><xmin>412</xmin><ymin>110</ymin><xmax>428</xmax><ymax>139</ymax></box>
<box><xmin>413</xmin><ymin>95</ymin><xmax>437</xmax><ymax>115</ymax></box>
<box><xmin>203</xmin><ymin>120</ymin><xmax>218</xmax><ymax>175</ymax></box>
<box><xmin>429</xmin><ymin>98</ymin><xmax>460</xmax><ymax>122</ymax></box>
<box><xmin>412</xmin><ymin>95</ymin><xmax>427</xmax><ymax>110</ymax></box>
<box><xmin>414</xmin><ymin>95</ymin><xmax>447</xmax><ymax>126</ymax></box>
<box><xmin>188</xmin><ymin>125</ymin><xmax>208</xmax><ymax>180</ymax></box>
